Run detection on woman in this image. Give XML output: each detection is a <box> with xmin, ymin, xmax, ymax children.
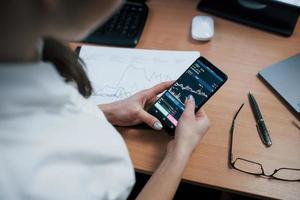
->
<box><xmin>0</xmin><ymin>0</ymin><xmax>210</xmax><ymax>199</ymax></box>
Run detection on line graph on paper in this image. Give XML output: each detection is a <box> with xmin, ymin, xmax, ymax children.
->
<box><xmin>79</xmin><ymin>46</ymin><xmax>200</xmax><ymax>105</ymax></box>
<box><xmin>92</xmin><ymin>65</ymin><xmax>173</xmax><ymax>100</ymax></box>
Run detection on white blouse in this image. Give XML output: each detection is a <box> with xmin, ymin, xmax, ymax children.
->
<box><xmin>0</xmin><ymin>62</ymin><xmax>135</xmax><ymax>199</ymax></box>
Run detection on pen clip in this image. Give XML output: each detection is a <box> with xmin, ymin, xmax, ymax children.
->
<box><xmin>256</xmin><ymin>124</ymin><xmax>269</xmax><ymax>147</ymax></box>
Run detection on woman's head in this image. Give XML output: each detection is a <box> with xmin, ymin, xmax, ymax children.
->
<box><xmin>1</xmin><ymin>0</ymin><xmax>122</xmax><ymax>41</ymax></box>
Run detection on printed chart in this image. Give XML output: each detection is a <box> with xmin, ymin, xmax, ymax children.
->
<box><xmin>79</xmin><ymin>46</ymin><xmax>200</xmax><ymax>104</ymax></box>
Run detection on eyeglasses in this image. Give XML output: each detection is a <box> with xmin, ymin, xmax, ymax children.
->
<box><xmin>228</xmin><ymin>103</ymin><xmax>300</xmax><ymax>182</ymax></box>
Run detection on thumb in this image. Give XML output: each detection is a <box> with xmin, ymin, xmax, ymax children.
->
<box><xmin>182</xmin><ymin>95</ymin><xmax>195</xmax><ymax>119</ymax></box>
<box><xmin>138</xmin><ymin>110</ymin><xmax>163</xmax><ymax>130</ymax></box>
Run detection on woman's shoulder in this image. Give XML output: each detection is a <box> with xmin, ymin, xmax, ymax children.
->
<box><xmin>0</xmin><ymin>61</ymin><xmax>131</xmax><ymax>166</ymax></box>
<box><xmin>0</xmin><ymin>111</ymin><xmax>135</xmax><ymax>199</ymax></box>
<box><xmin>0</xmin><ymin>62</ymin><xmax>135</xmax><ymax>199</ymax></box>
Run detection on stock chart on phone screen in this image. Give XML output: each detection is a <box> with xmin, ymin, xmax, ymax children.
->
<box><xmin>154</xmin><ymin>59</ymin><xmax>224</xmax><ymax>127</ymax></box>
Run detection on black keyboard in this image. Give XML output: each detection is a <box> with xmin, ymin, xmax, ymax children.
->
<box><xmin>82</xmin><ymin>1</ymin><xmax>148</xmax><ymax>47</ymax></box>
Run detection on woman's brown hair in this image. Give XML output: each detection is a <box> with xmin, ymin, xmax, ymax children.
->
<box><xmin>42</xmin><ymin>38</ymin><xmax>92</xmax><ymax>98</ymax></box>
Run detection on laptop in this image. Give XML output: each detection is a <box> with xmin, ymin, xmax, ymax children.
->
<box><xmin>258</xmin><ymin>53</ymin><xmax>300</xmax><ymax>115</ymax></box>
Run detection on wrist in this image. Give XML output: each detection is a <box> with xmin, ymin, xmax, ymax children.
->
<box><xmin>166</xmin><ymin>141</ymin><xmax>193</xmax><ymax>162</ymax></box>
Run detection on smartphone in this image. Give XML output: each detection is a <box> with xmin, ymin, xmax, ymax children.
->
<box><xmin>148</xmin><ymin>56</ymin><xmax>228</xmax><ymax>134</ymax></box>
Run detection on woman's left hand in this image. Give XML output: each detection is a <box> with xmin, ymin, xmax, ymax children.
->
<box><xmin>98</xmin><ymin>81</ymin><xmax>173</xmax><ymax>130</ymax></box>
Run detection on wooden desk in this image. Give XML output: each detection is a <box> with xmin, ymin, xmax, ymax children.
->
<box><xmin>73</xmin><ymin>0</ymin><xmax>300</xmax><ymax>199</ymax></box>
<box><xmin>116</xmin><ymin>0</ymin><xmax>300</xmax><ymax>199</ymax></box>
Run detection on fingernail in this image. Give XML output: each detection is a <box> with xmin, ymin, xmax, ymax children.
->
<box><xmin>187</xmin><ymin>95</ymin><xmax>194</xmax><ymax>102</ymax></box>
<box><xmin>154</xmin><ymin>121</ymin><xmax>163</xmax><ymax>130</ymax></box>
<box><xmin>185</xmin><ymin>95</ymin><xmax>194</xmax><ymax>103</ymax></box>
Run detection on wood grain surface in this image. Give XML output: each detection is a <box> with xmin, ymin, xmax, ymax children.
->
<box><xmin>73</xmin><ymin>0</ymin><xmax>300</xmax><ymax>199</ymax></box>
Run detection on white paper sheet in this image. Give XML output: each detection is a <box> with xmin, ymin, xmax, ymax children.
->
<box><xmin>79</xmin><ymin>46</ymin><xmax>200</xmax><ymax>105</ymax></box>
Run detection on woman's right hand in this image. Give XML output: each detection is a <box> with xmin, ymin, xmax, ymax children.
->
<box><xmin>169</xmin><ymin>95</ymin><xmax>210</xmax><ymax>156</ymax></box>
<box><xmin>137</xmin><ymin>95</ymin><xmax>210</xmax><ymax>200</ymax></box>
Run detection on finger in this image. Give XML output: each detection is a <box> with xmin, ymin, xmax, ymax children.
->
<box><xmin>196</xmin><ymin>108</ymin><xmax>210</xmax><ymax>126</ymax></box>
<box><xmin>144</xmin><ymin>95</ymin><xmax>161</xmax><ymax>111</ymax></box>
<box><xmin>148</xmin><ymin>81</ymin><xmax>174</xmax><ymax>96</ymax></box>
<box><xmin>146</xmin><ymin>93</ymin><xmax>164</xmax><ymax>105</ymax></box>
<box><xmin>182</xmin><ymin>95</ymin><xmax>195</xmax><ymax>119</ymax></box>
<box><xmin>138</xmin><ymin>110</ymin><xmax>163</xmax><ymax>130</ymax></box>
<box><xmin>195</xmin><ymin>108</ymin><xmax>207</xmax><ymax>118</ymax></box>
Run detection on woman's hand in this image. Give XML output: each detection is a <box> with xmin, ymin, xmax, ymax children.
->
<box><xmin>169</xmin><ymin>95</ymin><xmax>210</xmax><ymax>156</ymax></box>
<box><xmin>98</xmin><ymin>81</ymin><xmax>173</xmax><ymax>130</ymax></box>
<box><xmin>136</xmin><ymin>96</ymin><xmax>210</xmax><ymax>200</ymax></box>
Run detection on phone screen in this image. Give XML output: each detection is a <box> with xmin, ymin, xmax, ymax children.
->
<box><xmin>148</xmin><ymin>57</ymin><xmax>227</xmax><ymax>133</ymax></box>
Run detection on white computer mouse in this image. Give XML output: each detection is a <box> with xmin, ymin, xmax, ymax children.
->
<box><xmin>191</xmin><ymin>16</ymin><xmax>214</xmax><ymax>41</ymax></box>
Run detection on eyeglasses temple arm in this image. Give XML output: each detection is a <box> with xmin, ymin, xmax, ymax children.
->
<box><xmin>228</xmin><ymin>103</ymin><xmax>245</xmax><ymax>168</ymax></box>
